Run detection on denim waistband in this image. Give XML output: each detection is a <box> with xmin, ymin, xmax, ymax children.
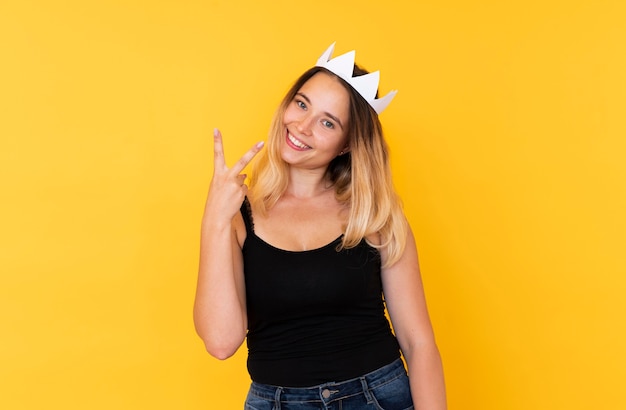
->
<box><xmin>248</xmin><ymin>358</ymin><xmax>406</xmax><ymax>404</ymax></box>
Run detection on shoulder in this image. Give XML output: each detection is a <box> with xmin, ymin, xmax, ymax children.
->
<box><xmin>365</xmin><ymin>232</ymin><xmax>382</xmax><ymax>247</ymax></box>
<box><xmin>232</xmin><ymin>205</ymin><xmax>247</xmax><ymax>249</ymax></box>
<box><xmin>379</xmin><ymin>220</ymin><xmax>416</xmax><ymax>273</ymax></box>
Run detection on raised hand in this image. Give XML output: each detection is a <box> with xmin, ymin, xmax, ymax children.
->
<box><xmin>204</xmin><ymin>128</ymin><xmax>264</xmax><ymax>224</ymax></box>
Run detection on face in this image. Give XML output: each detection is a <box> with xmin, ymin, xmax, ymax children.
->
<box><xmin>280</xmin><ymin>71</ymin><xmax>350</xmax><ymax>171</ymax></box>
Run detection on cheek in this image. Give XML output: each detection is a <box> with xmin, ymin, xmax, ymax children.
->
<box><xmin>283</xmin><ymin>105</ymin><xmax>299</xmax><ymax>124</ymax></box>
<box><xmin>324</xmin><ymin>134</ymin><xmax>349</xmax><ymax>155</ymax></box>
<box><xmin>337</xmin><ymin>132</ymin><xmax>350</xmax><ymax>150</ymax></box>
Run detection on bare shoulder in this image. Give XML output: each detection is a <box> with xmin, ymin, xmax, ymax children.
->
<box><xmin>365</xmin><ymin>232</ymin><xmax>382</xmax><ymax>247</ymax></box>
<box><xmin>381</xmin><ymin>224</ymin><xmax>419</xmax><ymax>277</ymax></box>
<box><xmin>232</xmin><ymin>209</ymin><xmax>247</xmax><ymax>249</ymax></box>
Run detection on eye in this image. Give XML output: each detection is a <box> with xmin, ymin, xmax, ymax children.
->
<box><xmin>321</xmin><ymin>120</ymin><xmax>334</xmax><ymax>129</ymax></box>
<box><xmin>296</xmin><ymin>100</ymin><xmax>307</xmax><ymax>110</ymax></box>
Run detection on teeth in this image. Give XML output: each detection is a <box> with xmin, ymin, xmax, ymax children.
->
<box><xmin>288</xmin><ymin>133</ymin><xmax>311</xmax><ymax>149</ymax></box>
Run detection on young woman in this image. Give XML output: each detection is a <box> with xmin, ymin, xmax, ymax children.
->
<box><xmin>194</xmin><ymin>43</ymin><xmax>447</xmax><ymax>409</ymax></box>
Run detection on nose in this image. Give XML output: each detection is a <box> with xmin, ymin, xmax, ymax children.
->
<box><xmin>295</xmin><ymin>113</ymin><xmax>314</xmax><ymax>135</ymax></box>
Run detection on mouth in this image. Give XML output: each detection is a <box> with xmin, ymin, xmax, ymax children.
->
<box><xmin>286</xmin><ymin>131</ymin><xmax>312</xmax><ymax>150</ymax></box>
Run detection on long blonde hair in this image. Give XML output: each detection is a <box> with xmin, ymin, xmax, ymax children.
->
<box><xmin>249</xmin><ymin>67</ymin><xmax>407</xmax><ymax>267</ymax></box>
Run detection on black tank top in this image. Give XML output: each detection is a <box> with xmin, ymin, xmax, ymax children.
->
<box><xmin>241</xmin><ymin>199</ymin><xmax>400</xmax><ymax>387</ymax></box>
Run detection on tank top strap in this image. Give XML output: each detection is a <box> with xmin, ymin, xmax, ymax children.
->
<box><xmin>240</xmin><ymin>197</ymin><xmax>255</xmax><ymax>235</ymax></box>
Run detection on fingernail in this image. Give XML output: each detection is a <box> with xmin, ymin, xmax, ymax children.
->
<box><xmin>214</xmin><ymin>128</ymin><xmax>219</xmax><ymax>137</ymax></box>
<box><xmin>256</xmin><ymin>141</ymin><xmax>265</xmax><ymax>149</ymax></box>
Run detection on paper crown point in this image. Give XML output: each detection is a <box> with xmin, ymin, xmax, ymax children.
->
<box><xmin>315</xmin><ymin>42</ymin><xmax>397</xmax><ymax>114</ymax></box>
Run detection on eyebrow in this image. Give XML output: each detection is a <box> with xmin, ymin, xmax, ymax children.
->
<box><xmin>296</xmin><ymin>92</ymin><xmax>345</xmax><ymax>130</ymax></box>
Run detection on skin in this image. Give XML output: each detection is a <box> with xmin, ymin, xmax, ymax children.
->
<box><xmin>194</xmin><ymin>71</ymin><xmax>446</xmax><ymax>409</ymax></box>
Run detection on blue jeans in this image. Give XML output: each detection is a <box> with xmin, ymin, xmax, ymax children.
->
<box><xmin>244</xmin><ymin>358</ymin><xmax>413</xmax><ymax>410</ymax></box>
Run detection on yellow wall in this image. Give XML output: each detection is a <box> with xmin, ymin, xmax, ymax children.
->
<box><xmin>1</xmin><ymin>1</ymin><xmax>624</xmax><ymax>408</ymax></box>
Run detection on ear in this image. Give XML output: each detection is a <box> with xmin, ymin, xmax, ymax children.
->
<box><xmin>339</xmin><ymin>144</ymin><xmax>351</xmax><ymax>155</ymax></box>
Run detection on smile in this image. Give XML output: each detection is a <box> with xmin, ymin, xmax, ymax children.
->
<box><xmin>287</xmin><ymin>132</ymin><xmax>312</xmax><ymax>150</ymax></box>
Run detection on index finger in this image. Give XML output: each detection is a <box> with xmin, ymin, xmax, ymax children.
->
<box><xmin>230</xmin><ymin>141</ymin><xmax>265</xmax><ymax>175</ymax></box>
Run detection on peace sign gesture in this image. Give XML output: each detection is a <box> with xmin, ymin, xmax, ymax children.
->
<box><xmin>204</xmin><ymin>128</ymin><xmax>264</xmax><ymax>223</ymax></box>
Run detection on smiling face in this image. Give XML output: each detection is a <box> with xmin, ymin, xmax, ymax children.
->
<box><xmin>280</xmin><ymin>71</ymin><xmax>351</xmax><ymax>172</ymax></box>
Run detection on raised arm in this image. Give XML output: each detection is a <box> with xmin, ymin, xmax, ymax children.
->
<box><xmin>381</xmin><ymin>224</ymin><xmax>447</xmax><ymax>409</ymax></box>
<box><xmin>193</xmin><ymin>129</ymin><xmax>264</xmax><ymax>359</ymax></box>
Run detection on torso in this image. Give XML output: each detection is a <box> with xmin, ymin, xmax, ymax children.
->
<box><xmin>238</xmin><ymin>195</ymin><xmax>400</xmax><ymax>386</ymax></box>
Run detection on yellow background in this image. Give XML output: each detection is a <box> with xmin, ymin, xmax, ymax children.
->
<box><xmin>1</xmin><ymin>1</ymin><xmax>624</xmax><ymax>408</ymax></box>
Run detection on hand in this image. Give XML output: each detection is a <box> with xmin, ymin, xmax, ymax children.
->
<box><xmin>204</xmin><ymin>128</ymin><xmax>264</xmax><ymax>224</ymax></box>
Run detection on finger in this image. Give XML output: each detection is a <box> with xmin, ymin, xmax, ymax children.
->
<box><xmin>231</xmin><ymin>141</ymin><xmax>265</xmax><ymax>175</ymax></box>
<box><xmin>213</xmin><ymin>128</ymin><xmax>226</xmax><ymax>170</ymax></box>
<box><xmin>236</xmin><ymin>174</ymin><xmax>247</xmax><ymax>186</ymax></box>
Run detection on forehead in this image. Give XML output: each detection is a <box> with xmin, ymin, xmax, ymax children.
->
<box><xmin>297</xmin><ymin>71</ymin><xmax>350</xmax><ymax>121</ymax></box>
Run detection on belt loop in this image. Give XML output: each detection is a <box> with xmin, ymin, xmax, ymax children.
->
<box><xmin>274</xmin><ymin>386</ymin><xmax>283</xmax><ymax>410</ymax></box>
<box><xmin>359</xmin><ymin>377</ymin><xmax>374</xmax><ymax>404</ymax></box>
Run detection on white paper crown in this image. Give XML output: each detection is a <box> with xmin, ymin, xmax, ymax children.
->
<box><xmin>315</xmin><ymin>42</ymin><xmax>397</xmax><ymax>114</ymax></box>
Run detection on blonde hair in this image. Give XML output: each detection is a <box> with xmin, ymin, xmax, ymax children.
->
<box><xmin>249</xmin><ymin>67</ymin><xmax>407</xmax><ymax>267</ymax></box>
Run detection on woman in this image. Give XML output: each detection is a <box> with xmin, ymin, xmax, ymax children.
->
<box><xmin>194</xmin><ymin>43</ymin><xmax>447</xmax><ymax>409</ymax></box>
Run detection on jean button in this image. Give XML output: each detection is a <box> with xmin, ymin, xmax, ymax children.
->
<box><xmin>321</xmin><ymin>389</ymin><xmax>331</xmax><ymax>399</ymax></box>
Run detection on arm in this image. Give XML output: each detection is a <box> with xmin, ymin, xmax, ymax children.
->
<box><xmin>381</xmin><ymin>225</ymin><xmax>447</xmax><ymax>409</ymax></box>
<box><xmin>193</xmin><ymin>129</ymin><xmax>264</xmax><ymax>360</ymax></box>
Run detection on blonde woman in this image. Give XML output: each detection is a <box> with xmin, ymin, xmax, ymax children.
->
<box><xmin>194</xmin><ymin>43</ymin><xmax>446</xmax><ymax>410</ymax></box>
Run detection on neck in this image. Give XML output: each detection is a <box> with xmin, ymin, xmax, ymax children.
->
<box><xmin>285</xmin><ymin>167</ymin><xmax>332</xmax><ymax>199</ymax></box>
